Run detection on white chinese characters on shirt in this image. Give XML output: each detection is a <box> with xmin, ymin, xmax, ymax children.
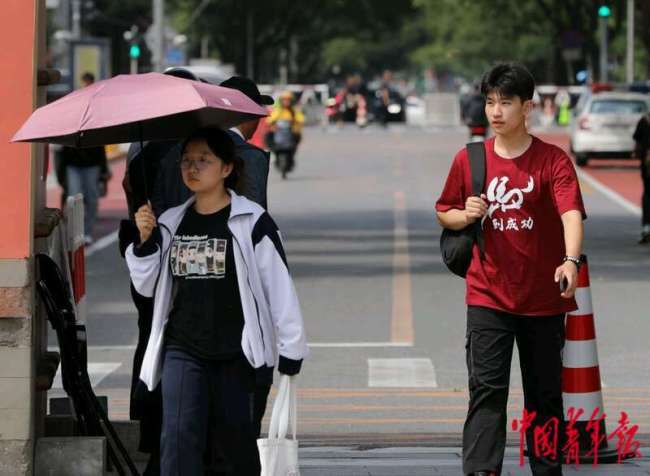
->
<box><xmin>485</xmin><ymin>176</ymin><xmax>535</xmax><ymax>232</ymax></box>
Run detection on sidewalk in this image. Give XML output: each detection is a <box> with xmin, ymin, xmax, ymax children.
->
<box><xmin>297</xmin><ymin>446</ymin><xmax>650</xmax><ymax>475</ymax></box>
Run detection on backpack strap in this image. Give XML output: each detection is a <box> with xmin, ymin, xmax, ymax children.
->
<box><xmin>466</xmin><ymin>142</ymin><xmax>486</xmax><ymax>260</ymax></box>
<box><xmin>467</xmin><ymin>142</ymin><xmax>486</xmax><ymax>196</ymax></box>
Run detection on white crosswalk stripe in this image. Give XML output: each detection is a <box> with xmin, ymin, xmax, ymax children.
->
<box><xmin>368</xmin><ymin>358</ymin><xmax>437</xmax><ymax>388</ymax></box>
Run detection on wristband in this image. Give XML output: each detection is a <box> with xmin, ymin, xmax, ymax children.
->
<box><xmin>563</xmin><ymin>255</ymin><xmax>581</xmax><ymax>270</ymax></box>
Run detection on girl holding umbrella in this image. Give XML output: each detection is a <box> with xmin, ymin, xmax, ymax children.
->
<box><xmin>126</xmin><ymin>127</ymin><xmax>308</xmax><ymax>475</ymax></box>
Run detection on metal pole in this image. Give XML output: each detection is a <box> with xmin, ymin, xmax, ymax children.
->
<box><xmin>599</xmin><ymin>16</ymin><xmax>608</xmax><ymax>82</ymax></box>
<box><xmin>201</xmin><ymin>36</ymin><xmax>209</xmax><ymax>58</ymax></box>
<box><xmin>153</xmin><ymin>0</ymin><xmax>165</xmax><ymax>71</ymax></box>
<box><xmin>130</xmin><ymin>57</ymin><xmax>138</xmax><ymax>75</ymax></box>
<box><xmin>71</xmin><ymin>0</ymin><xmax>81</xmax><ymax>38</ymax></box>
<box><xmin>626</xmin><ymin>0</ymin><xmax>635</xmax><ymax>83</ymax></box>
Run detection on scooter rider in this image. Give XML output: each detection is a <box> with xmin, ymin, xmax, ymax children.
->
<box><xmin>266</xmin><ymin>91</ymin><xmax>305</xmax><ymax>173</ymax></box>
<box><xmin>463</xmin><ymin>83</ymin><xmax>489</xmax><ymax>141</ymax></box>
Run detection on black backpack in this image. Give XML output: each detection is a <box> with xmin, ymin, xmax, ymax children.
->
<box><xmin>440</xmin><ymin>142</ymin><xmax>486</xmax><ymax>278</ymax></box>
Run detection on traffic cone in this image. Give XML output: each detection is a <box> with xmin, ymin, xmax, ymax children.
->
<box><xmin>561</xmin><ymin>254</ymin><xmax>630</xmax><ymax>464</ymax></box>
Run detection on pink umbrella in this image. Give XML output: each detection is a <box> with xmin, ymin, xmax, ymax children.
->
<box><xmin>11</xmin><ymin>72</ymin><xmax>268</xmax><ymax>147</ymax></box>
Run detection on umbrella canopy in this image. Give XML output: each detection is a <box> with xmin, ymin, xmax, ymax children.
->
<box><xmin>11</xmin><ymin>72</ymin><xmax>268</xmax><ymax>147</ymax></box>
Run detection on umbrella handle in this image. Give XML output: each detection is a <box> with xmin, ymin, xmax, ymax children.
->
<box><xmin>138</xmin><ymin>122</ymin><xmax>149</xmax><ymax>200</ymax></box>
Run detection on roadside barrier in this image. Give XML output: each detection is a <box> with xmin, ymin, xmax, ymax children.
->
<box><xmin>65</xmin><ymin>194</ymin><xmax>86</xmax><ymax>323</ymax></box>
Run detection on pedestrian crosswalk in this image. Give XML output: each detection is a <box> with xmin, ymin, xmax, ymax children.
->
<box><xmin>47</xmin><ymin>355</ymin><xmax>650</xmax><ymax>438</ymax></box>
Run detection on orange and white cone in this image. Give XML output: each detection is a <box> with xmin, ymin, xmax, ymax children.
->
<box><xmin>561</xmin><ymin>254</ymin><xmax>627</xmax><ymax>464</ymax></box>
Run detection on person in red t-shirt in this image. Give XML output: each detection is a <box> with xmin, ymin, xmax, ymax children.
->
<box><xmin>436</xmin><ymin>63</ymin><xmax>586</xmax><ymax>476</ymax></box>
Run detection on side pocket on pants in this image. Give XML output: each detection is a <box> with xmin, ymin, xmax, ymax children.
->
<box><xmin>465</xmin><ymin>330</ymin><xmax>475</xmax><ymax>390</ymax></box>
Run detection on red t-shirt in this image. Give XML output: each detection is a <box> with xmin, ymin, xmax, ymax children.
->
<box><xmin>435</xmin><ymin>136</ymin><xmax>586</xmax><ymax>316</ymax></box>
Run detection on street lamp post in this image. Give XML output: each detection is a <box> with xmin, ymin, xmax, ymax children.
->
<box><xmin>152</xmin><ymin>0</ymin><xmax>165</xmax><ymax>72</ymax></box>
<box><xmin>626</xmin><ymin>0</ymin><xmax>635</xmax><ymax>83</ymax></box>
<box><xmin>598</xmin><ymin>5</ymin><xmax>611</xmax><ymax>82</ymax></box>
<box><xmin>71</xmin><ymin>0</ymin><xmax>81</xmax><ymax>38</ymax></box>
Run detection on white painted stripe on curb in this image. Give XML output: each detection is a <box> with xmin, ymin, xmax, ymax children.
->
<box><xmin>368</xmin><ymin>358</ymin><xmax>437</xmax><ymax>388</ymax></box>
<box><xmin>563</xmin><ymin>339</ymin><xmax>600</xmax><ymax>367</ymax></box>
<box><xmin>572</xmin><ymin>287</ymin><xmax>593</xmax><ymax>316</ymax></box>
<box><xmin>85</xmin><ymin>230</ymin><xmax>119</xmax><ymax>257</ymax></box>
<box><xmin>576</xmin><ymin>168</ymin><xmax>642</xmax><ymax>217</ymax></box>
<box><xmin>562</xmin><ymin>391</ymin><xmax>605</xmax><ymax>421</ymax></box>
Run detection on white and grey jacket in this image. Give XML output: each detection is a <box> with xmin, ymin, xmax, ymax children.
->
<box><xmin>125</xmin><ymin>190</ymin><xmax>308</xmax><ymax>391</ymax></box>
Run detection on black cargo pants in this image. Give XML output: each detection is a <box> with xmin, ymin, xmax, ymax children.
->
<box><xmin>462</xmin><ymin>306</ymin><xmax>566</xmax><ymax>476</ymax></box>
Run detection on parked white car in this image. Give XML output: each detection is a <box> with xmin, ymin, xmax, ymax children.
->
<box><xmin>570</xmin><ymin>92</ymin><xmax>649</xmax><ymax>166</ymax></box>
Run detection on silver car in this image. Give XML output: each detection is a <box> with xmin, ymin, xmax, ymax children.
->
<box><xmin>570</xmin><ymin>92</ymin><xmax>649</xmax><ymax>166</ymax></box>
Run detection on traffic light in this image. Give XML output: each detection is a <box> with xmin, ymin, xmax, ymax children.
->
<box><xmin>598</xmin><ymin>5</ymin><xmax>611</xmax><ymax>18</ymax></box>
<box><xmin>129</xmin><ymin>44</ymin><xmax>141</xmax><ymax>60</ymax></box>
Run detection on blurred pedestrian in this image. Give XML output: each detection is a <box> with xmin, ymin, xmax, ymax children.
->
<box><xmin>126</xmin><ymin>127</ymin><xmax>307</xmax><ymax>476</ymax></box>
<box><xmin>633</xmin><ymin>111</ymin><xmax>650</xmax><ymax>244</ymax></box>
<box><xmin>376</xmin><ymin>70</ymin><xmax>393</xmax><ymax>127</ymax></box>
<box><xmin>266</xmin><ymin>90</ymin><xmax>305</xmax><ymax>174</ymax></box>
<box><xmin>220</xmin><ymin>76</ymin><xmax>274</xmax><ymax>210</ymax></box>
<box><xmin>436</xmin><ymin>62</ymin><xmax>586</xmax><ymax>476</ymax></box>
<box><xmin>61</xmin><ymin>72</ymin><xmax>108</xmax><ymax>244</ymax></box>
<box><xmin>462</xmin><ymin>82</ymin><xmax>489</xmax><ymax>140</ymax></box>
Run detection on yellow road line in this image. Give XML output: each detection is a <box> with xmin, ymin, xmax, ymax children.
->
<box><xmin>391</xmin><ymin>190</ymin><xmax>414</xmax><ymax>344</ymax></box>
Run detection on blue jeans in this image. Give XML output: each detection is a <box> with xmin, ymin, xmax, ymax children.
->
<box><xmin>160</xmin><ymin>347</ymin><xmax>260</xmax><ymax>476</ymax></box>
<box><xmin>66</xmin><ymin>165</ymin><xmax>100</xmax><ymax>236</ymax></box>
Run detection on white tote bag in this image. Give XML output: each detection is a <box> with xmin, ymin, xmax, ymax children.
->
<box><xmin>257</xmin><ymin>374</ymin><xmax>300</xmax><ymax>476</ymax></box>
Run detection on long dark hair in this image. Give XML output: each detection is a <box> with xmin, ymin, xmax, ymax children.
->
<box><xmin>180</xmin><ymin>127</ymin><xmax>242</xmax><ymax>189</ymax></box>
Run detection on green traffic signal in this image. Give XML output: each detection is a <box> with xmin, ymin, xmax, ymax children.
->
<box><xmin>598</xmin><ymin>5</ymin><xmax>611</xmax><ymax>17</ymax></box>
<box><xmin>129</xmin><ymin>44</ymin><xmax>141</xmax><ymax>59</ymax></box>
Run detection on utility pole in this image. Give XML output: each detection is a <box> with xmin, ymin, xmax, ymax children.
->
<box><xmin>71</xmin><ymin>0</ymin><xmax>81</xmax><ymax>38</ymax></box>
<box><xmin>626</xmin><ymin>0</ymin><xmax>635</xmax><ymax>83</ymax></box>
<box><xmin>152</xmin><ymin>0</ymin><xmax>165</xmax><ymax>71</ymax></box>
<box><xmin>201</xmin><ymin>36</ymin><xmax>209</xmax><ymax>58</ymax></box>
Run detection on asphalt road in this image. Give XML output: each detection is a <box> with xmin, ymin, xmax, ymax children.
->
<box><xmin>47</xmin><ymin>124</ymin><xmax>650</xmax><ymax>444</ymax></box>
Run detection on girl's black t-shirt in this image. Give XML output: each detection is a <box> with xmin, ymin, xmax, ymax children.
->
<box><xmin>165</xmin><ymin>204</ymin><xmax>245</xmax><ymax>360</ymax></box>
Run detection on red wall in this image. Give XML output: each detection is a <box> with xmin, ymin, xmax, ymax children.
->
<box><xmin>0</xmin><ymin>1</ymin><xmax>36</xmax><ymax>258</ymax></box>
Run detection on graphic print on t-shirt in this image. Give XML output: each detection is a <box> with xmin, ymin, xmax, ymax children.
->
<box><xmin>485</xmin><ymin>175</ymin><xmax>536</xmax><ymax>232</ymax></box>
<box><xmin>170</xmin><ymin>235</ymin><xmax>227</xmax><ymax>279</ymax></box>
<box><xmin>486</xmin><ymin>176</ymin><xmax>534</xmax><ymax>217</ymax></box>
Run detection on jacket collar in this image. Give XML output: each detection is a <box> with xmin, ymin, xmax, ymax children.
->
<box><xmin>228</xmin><ymin>128</ymin><xmax>246</xmax><ymax>144</ymax></box>
<box><xmin>228</xmin><ymin>189</ymin><xmax>257</xmax><ymax>217</ymax></box>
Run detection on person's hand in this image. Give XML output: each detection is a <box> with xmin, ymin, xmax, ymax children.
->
<box><xmin>135</xmin><ymin>203</ymin><xmax>156</xmax><ymax>244</ymax></box>
<box><xmin>465</xmin><ymin>194</ymin><xmax>488</xmax><ymax>225</ymax></box>
<box><xmin>555</xmin><ymin>261</ymin><xmax>578</xmax><ymax>299</ymax></box>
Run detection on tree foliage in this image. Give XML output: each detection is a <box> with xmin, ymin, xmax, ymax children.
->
<box><xmin>82</xmin><ymin>0</ymin><xmax>648</xmax><ymax>84</ymax></box>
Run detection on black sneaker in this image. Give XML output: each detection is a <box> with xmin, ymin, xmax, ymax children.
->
<box><xmin>639</xmin><ymin>232</ymin><xmax>650</xmax><ymax>245</ymax></box>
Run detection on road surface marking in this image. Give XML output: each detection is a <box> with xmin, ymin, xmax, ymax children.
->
<box><xmin>391</xmin><ymin>191</ymin><xmax>414</xmax><ymax>344</ymax></box>
<box><xmin>576</xmin><ymin>168</ymin><xmax>642</xmax><ymax>217</ymax></box>
<box><xmin>368</xmin><ymin>358</ymin><xmax>437</xmax><ymax>388</ymax></box>
<box><xmin>92</xmin><ymin>301</ymin><xmax>137</xmax><ymax>315</ymax></box>
<box><xmin>309</xmin><ymin>341</ymin><xmax>412</xmax><ymax>348</ymax></box>
<box><xmin>52</xmin><ymin>362</ymin><xmax>122</xmax><ymax>389</ymax></box>
<box><xmin>50</xmin><ymin>341</ymin><xmax>414</xmax><ymax>353</ymax></box>
<box><xmin>86</xmin><ymin>230</ymin><xmax>119</xmax><ymax>257</ymax></box>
